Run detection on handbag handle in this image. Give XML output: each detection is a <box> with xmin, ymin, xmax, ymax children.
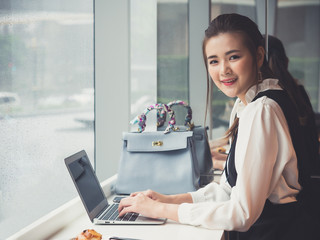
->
<box><xmin>130</xmin><ymin>103</ymin><xmax>176</xmax><ymax>133</ymax></box>
<box><xmin>167</xmin><ymin>100</ymin><xmax>194</xmax><ymax>130</ymax></box>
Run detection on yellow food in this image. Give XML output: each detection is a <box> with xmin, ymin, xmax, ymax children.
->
<box><xmin>72</xmin><ymin>229</ymin><xmax>102</xmax><ymax>240</ymax></box>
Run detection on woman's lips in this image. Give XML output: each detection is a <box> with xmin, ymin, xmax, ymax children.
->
<box><xmin>220</xmin><ymin>78</ymin><xmax>237</xmax><ymax>86</ymax></box>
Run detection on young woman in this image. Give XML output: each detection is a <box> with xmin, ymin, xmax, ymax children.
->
<box><xmin>118</xmin><ymin>13</ymin><xmax>320</xmax><ymax>239</ymax></box>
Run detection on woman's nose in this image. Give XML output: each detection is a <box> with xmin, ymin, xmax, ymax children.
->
<box><xmin>220</xmin><ymin>61</ymin><xmax>232</xmax><ymax>76</ymax></box>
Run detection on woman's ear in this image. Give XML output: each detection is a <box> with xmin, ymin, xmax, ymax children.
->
<box><xmin>257</xmin><ymin>46</ymin><xmax>265</xmax><ymax>68</ymax></box>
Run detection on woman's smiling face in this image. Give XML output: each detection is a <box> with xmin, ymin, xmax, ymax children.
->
<box><xmin>205</xmin><ymin>32</ymin><xmax>258</xmax><ymax>104</ymax></box>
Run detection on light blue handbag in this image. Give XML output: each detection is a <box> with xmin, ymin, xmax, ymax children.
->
<box><xmin>115</xmin><ymin>131</ymin><xmax>200</xmax><ymax>195</ymax></box>
<box><xmin>115</xmin><ymin>102</ymin><xmax>201</xmax><ymax>195</ymax></box>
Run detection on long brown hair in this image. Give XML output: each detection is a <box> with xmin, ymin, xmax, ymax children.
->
<box><xmin>203</xmin><ymin>13</ymin><xmax>274</xmax><ymax>140</ymax></box>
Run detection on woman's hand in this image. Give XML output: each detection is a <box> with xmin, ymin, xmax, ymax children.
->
<box><xmin>209</xmin><ymin>139</ymin><xmax>229</xmax><ymax>171</ymax></box>
<box><xmin>118</xmin><ymin>193</ymin><xmax>160</xmax><ymax>218</ymax></box>
<box><xmin>211</xmin><ymin>148</ymin><xmax>228</xmax><ymax>170</ymax></box>
<box><xmin>118</xmin><ymin>193</ymin><xmax>179</xmax><ymax>221</ymax></box>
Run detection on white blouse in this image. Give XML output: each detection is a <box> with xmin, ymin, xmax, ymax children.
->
<box><xmin>178</xmin><ymin>79</ymin><xmax>301</xmax><ymax>231</ymax></box>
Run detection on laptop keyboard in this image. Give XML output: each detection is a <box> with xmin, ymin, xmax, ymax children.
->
<box><xmin>100</xmin><ymin>203</ymin><xmax>139</xmax><ymax>222</ymax></box>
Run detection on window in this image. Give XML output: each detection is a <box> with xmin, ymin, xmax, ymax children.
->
<box><xmin>275</xmin><ymin>0</ymin><xmax>320</xmax><ymax>111</ymax></box>
<box><xmin>130</xmin><ymin>0</ymin><xmax>189</xmax><ymax>128</ymax></box>
<box><xmin>0</xmin><ymin>0</ymin><xmax>94</xmax><ymax>238</ymax></box>
<box><xmin>130</xmin><ymin>0</ymin><xmax>157</xmax><ymax>130</ymax></box>
<box><xmin>157</xmin><ymin>0</ymin><xmax>189</xmax><ymax>125</ymax></box>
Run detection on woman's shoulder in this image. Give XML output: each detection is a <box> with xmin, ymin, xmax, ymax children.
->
<box><xmin>244</xmin><ymin>91</ymin><xmax>286</xmax><ymax>118</ymax></box>
<box><xmin>252</xmin><ymin>89</ymin><xmax>292</xmax><ymax>110</ymax></box>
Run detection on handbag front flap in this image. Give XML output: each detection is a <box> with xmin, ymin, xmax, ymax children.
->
<box><xmin>123</xmin><ymin>131</ymin><xmax>193</xmax><ymax>152</ymax></box>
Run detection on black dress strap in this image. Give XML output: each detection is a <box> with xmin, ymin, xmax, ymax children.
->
<box><xmin>225</xmin><ymin>132</ymin><xmax>238</xmax><ymax>187</ymax></box>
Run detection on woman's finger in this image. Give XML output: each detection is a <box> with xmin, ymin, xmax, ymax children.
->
<box><xmin>130</xmin><ymin>192</ymin><xmax>139</xmax><ymax>197</ymax></box>
<box><xmin>118</xmin><ymin>196</ymin><xmax>132</xmax><ymax>212</ymax></box>
<box><xmin>119</xmin><ymin>205</ymin><xmax>135</xmax><ymax>217</ymax></box>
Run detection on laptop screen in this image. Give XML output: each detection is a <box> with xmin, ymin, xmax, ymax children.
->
<box><xmin>65</xmin><ymin>150</ymin><xmax>109</xmax><ymax>220</ymax></box>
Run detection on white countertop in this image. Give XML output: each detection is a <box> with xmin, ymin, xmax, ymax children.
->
<box><xmin>49</xmin><ymin>211</ymin><xmax>224</xmax><ymax>240</ymax></box>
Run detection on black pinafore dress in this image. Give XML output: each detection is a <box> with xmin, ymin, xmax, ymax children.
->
<box><xmin>225</xmin><ymin>90</ymin><xmax>320</xmax><ymax>240</ymax></box>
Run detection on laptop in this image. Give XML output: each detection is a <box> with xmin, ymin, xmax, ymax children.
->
<box><xmin>64</xmin><ymin>150</ymin><xmax>166</xmax><ymax>225</ymax></box>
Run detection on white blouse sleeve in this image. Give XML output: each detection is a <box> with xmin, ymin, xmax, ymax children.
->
<box><xmin>178</xmin><ymin>97</ymin><xmax>298</xmax><ymax>231</ymax></box>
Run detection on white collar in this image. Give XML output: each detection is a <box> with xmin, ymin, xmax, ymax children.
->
<box><xmin>235</xmin><ymin>78</ymin><xmax>282</xmax><ymax>118</ymax></box>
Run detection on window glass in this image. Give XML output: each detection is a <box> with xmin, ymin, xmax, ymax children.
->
<box><xmin>0</xmin><ymin>0</ymin><xmax>94</xmax><ymax>238</ymax></box>
<box><xmin>157</xmin><ymin>0</ymin><xmax>188</xmax><ymax>125</ymax></box>
<box><xmin>130</xmin><ymin>0</ymin><xmax>157</xmax><ymax>131</ymax></box>
<box><xmin>129</xmin><ymin>0</ymin><xmax>188</xmax><ymax>128</ymax></box>
<box><xmin>210</xmin><ymin>0</ymin><xmax>256</xmax><ymax>137</ymax></box>
<box><xmin>275</xmin><ymin>0</ymin><xmax>320</xmax><ymax>111</ymax></box>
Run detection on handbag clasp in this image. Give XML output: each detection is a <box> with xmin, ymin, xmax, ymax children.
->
<box><xmin>152</xmin><ymin>141</ymin><xmax>163</xmax><ymax>147</ymax></box>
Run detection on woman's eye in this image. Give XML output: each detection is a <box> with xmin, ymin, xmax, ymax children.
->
<box><xmin>209</xmin><ymin>59</ymin><xmax>218</xmax><ymax>65</ymax></box>
<box><xmin>230</xmin><ymin>55</ymin><xmax>240</xmax><ymax>60</ymax></box>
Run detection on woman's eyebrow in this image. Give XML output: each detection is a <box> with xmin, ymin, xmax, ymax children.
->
<box><xmin>207</xmin><ymin>49</ymin><xmax>241</xmax><ymax>60</ymax></box>
<box><xmin>207</xmin><ymin>55</ymin><xmax>217</xmax><ymax>60</ymax></box>
<box><xmin>225</xmin><ymin>49</ymin><xmax>241</xmax><ymax>55</ymax></box>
